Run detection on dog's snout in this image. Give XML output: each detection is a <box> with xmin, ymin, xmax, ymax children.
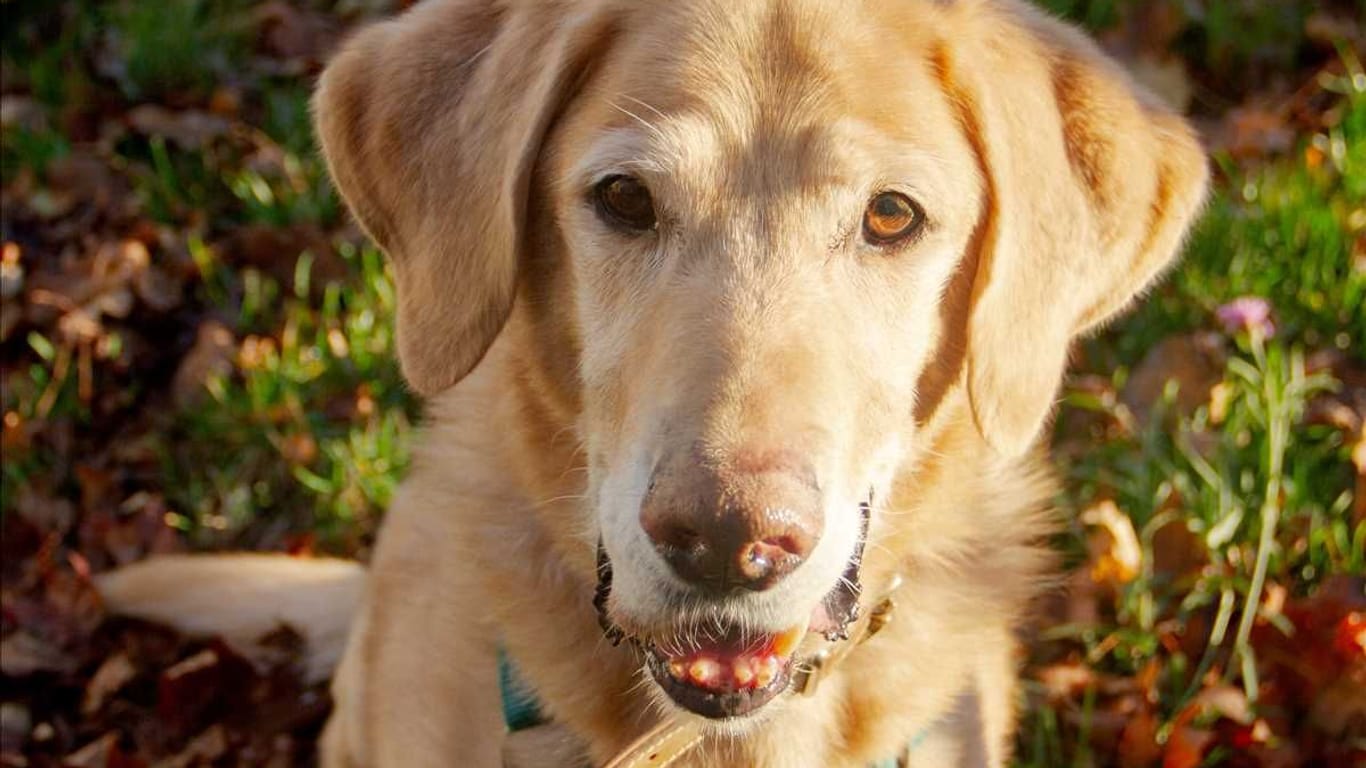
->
<box><xmin>640</xmin><ymin>451</ymin><xmax>822</xmax><ymax>593</ymax></box>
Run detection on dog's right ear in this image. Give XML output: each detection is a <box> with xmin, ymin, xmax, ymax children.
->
<box><xmin>314</xmin><ymin>0</ymin><xmax>615</xmax><ymax>394</ymax></box>
<box><xmin>941</xmin><ymin>2</ymin><xmax>1209</xmax><ymax>458</ymax></box>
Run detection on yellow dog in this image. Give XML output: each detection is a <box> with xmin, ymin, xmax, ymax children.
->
<box><xmin>101</xmin><ymin>0</ymin><xmax>1208</xmax><ymax>765</ymax></box>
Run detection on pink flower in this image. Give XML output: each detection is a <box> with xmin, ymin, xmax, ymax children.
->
<box><xmin>1216</xmin><ymin>296</ymin><xmax>1275</xmax><ymax>338</ymax></box>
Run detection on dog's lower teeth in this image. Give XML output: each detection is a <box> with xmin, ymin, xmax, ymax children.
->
<box><xmin>733</xmin><ymin>658</ymin><xmax>755</xmax><ymax>686</ymax></box>
<box><xmin>755</xmin><ymin>656</ymin><xmax>779</xmax><ymax>688</ymax></box>
<box><xmin>654</xmin><ymin>626</ymin><xmax>806</xmax><ymax>701</ymax></box>
<box><xmin>689</xmin><ymin>658</ymin><xmax>721</xmax><ymax>685</ymax></box>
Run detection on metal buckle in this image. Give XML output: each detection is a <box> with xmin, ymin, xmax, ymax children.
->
<box><xmin>792</xmin><ymin>647</ymin><xmax>831</xmax><ymax>696</ymax></box>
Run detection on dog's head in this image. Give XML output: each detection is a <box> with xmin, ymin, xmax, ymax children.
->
<box><xmin>316</xmin><ymin>0</ymin><xmax>1207</xmax><ymax>722</ymax></box>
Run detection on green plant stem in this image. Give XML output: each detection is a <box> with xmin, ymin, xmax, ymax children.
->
<box><xmin>1231</xmin><ymin>333</ymin><xmax>1288</xmax><ymax>704</ymax></box>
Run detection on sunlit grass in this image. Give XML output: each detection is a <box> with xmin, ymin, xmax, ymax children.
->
<box><xmin>1016</xmin><ymin>61</ymin><xmax>1364</xmax><ymax>768</ymax></box>
<box><xmin>161</xmin><ymin>242</ymin><xmax>414</xmax><ymax>548</ymax></box>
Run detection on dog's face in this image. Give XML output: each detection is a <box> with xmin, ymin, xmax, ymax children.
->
<box><xmin>549</xmin><ymin>5</ymin><xmax>984</xmax><ymax>718</ymax></box>
<box><xmin>315</xmin><ymin>0</ymin><xmax>1207</xmax><ymax>723</ymax></box>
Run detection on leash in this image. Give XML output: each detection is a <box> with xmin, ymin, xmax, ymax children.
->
<box><xmin>601</xmin><ymin>573</ymin><xmax>907</xmax><ymax>768</ymax></box>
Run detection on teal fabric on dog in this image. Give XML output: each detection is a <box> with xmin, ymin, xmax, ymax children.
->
<box><xmin>499</xmin><ymin>649</ymin><xmax>545</xmax><ymax>731</ymax></box>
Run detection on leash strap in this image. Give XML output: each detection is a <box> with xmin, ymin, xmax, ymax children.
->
<box><xmin>600</xmin><ymin>718</ymin><xmax>706</xmax><ymax>768</ymax></box>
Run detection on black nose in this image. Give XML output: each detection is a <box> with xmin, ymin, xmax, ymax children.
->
<box><xmin>639</xmin><ymin>451</ymin><xmax>822</xmax><ymax>593</ymax></box>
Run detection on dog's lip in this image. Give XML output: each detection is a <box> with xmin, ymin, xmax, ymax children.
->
<box><xmin>643</xmin><ymin>624</ymin><xmax>805</xmax><ymax>719</ymax></box>
<box><xmin>596</xmin><ymin>500</ymin><xmax>872</xmax><ymax>717</ymax></box>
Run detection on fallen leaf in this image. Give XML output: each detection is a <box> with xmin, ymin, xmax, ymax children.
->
<box><xmin>1308</xmin><ymin>670</ymin><xmax>1366</xmax><ymax>743</ymax></box>
<box><xmin>0</xmin><ymin>94</ymin><xmax>44</xmax><ymax>131</ymax></box>
<box><xmin>0</xmin><ymin>242</ymin><xmax>23</xmax><ymax>300</ymax></box>
<box><xmin>255</xmin><ymin>2</ymin><xmax>337</xmax><ymax>67</ymax></box>
<box><xmin>1163</xmin><ymin>724</ymin><xmax>1213</xmax><ymax>768</ymax></box>
<box><xmin>1336</xmin><ymin>612</ymin><xmax>1366</xmax><ymax>661</ymax></box>
<box><xmin>1082</xmin><ymin>500</ymin><xmax>1142</xmax><ymax>587</ymax></box>
<box><xmin>82</xmin><ymin>653</ymin><xmax>138</xmax><ymax>716</ymax></box>
<box><xmin>14</xmin><ymin>487</ymin><xmax>76</xmax><ymax>535</ymax></box>
<box><xmin>171</xmin><ymin>321</ymin><xmax>236</xmax><ymax>409</ymax></box>
<box><xmin>1038</xmin><ymin>661</ymin><xmax>1097</xmax><ymax>701</ymax></box>
<box><xmin>0</xmin><ymin>631</ymin><xmax>77</xmax><ymax>676</ymax></box>
<box><xmin>1152</xmin><ymin>517</ymin><xmax>1206</xmax><ymax>583</ymax></box>
<box><xmin>1305</xmin><ymin>12</ymin><xmax>1365</xmax><ymax>48</ymax></box>
<box><xmin>0</xmin><ymin>702</ymin><xmax>31</xmax><ymax>755</ymax></box>
<box><xmin>162</xmin><ymin>724</ymin><xmax>229</xmax><ymax>768</ymax></box>
<box><xmin>1121</xmin><ymin>332</ymin><xmax>1226</xmax><ymax>423</ymax></box>
<box><xmin>1118</xmin><ymin>707</ymin><xmax>1162</xmax><ymax>768</ymax></box>
<box><xmin>1219</xmin><ymin>106</ymin><xmax>1296</xmax><ymax>159</ymax></box>
<box><xmin>126</xmin><ymin>105</ymin><xmax>231</xmax><ymax>150</ymax></box>
<box><xmin>157</xmin><ymin>644</ymin><xmax>253</xmax><ymax>738</ymax></box>
<box><xmin>63</xmin><ymin>731</ymin><xmax>135</xmax><ymax>768</ymax></box>
<box><xmin>1193</xmin><ymin>683</ymin><xmax>1253</xmax><ymax>725</ymax></box>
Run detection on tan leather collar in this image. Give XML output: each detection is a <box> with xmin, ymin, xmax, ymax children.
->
<box><xmin>600</xmin><ymin>719</ymin><xmax>705</xmax><ymax>768</ymax></box>
<box><xmin>602</xmin><ymin>574</ymin><xmax>903</xmax><ymax>768</ymax></box>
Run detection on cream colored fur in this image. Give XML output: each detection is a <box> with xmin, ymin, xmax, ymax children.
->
<box><xmin>95</xmin><ymin>554</ymin><xmax>363</xmax><ymax>683</ymax></box>
<box><xmin>99</xmin><ymin>0</ymin><xmax>1208</xmax><ymax>766</ymax></box>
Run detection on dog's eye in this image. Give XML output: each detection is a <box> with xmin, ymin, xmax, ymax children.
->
<box><xmin>863</xmin><ymin>192</ymin><xmax>924</xmax><ymax>245</ymax></box>
<box><xmin>594</xmin><ymin>175</ymin><xmax>657</xmax><ymax>232</ymax></box>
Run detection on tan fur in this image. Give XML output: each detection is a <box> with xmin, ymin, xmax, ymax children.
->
<box><xmin>95</xmin><ymin>554</ymin><xmax>363</xmax><ymax>683</ymax></box>
<box><xmin>103</xmin><ymin>1</ymin><xmax>1207</xmax><ymax>766</ymax></box>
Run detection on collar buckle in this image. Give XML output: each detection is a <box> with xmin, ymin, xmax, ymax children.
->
<box><xmin>792</xmin><ymin>647</ymin><xmax>831</xmax><ymax>696</ymax></box>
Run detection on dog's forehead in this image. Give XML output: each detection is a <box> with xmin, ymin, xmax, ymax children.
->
<box><xmin>559</xmin><ymin>0</ymin><xmax>967</xmax><ymax>200</ymax></box>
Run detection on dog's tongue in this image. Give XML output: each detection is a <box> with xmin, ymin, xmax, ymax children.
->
<box><xmin>662</xmin><ymin>625</ymin><xmax>804</xmax><ymax>694</ymax></box>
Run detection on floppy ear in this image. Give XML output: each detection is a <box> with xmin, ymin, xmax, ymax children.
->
<box><xmin>944</xmin><ymin>4</ymin><xmax>1210</xmax><ymax>456</ymax></box>
<box><xmin>314</xmin><ymin>0</ymin><xmax>614</xmax><ymax>394</ymax></box>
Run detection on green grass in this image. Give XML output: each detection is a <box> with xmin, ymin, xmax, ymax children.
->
<box><xmin>1036</xmin><ymin>0</ymin><xmax>1323</xmax><ymax>101</ymax></box>
<box><xmin>1014</xmin><ymin>61</ymin><xmax>1365</xmax><ymax>768</ymax></box>
<box><xmin>161</xmin><ymin>242</ymin><xmax>414</xmax><ymax>547</ymax></box>
<box><xmin>1</xmin><ymin>0</ymin><xmax>379</xmax><ymax>547</ymax></box>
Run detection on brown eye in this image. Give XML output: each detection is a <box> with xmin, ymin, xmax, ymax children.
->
<box><xmin>594</xmin><ymin>175</ymin><xmax>657</xmax><ymax>232</ymax></box>
<box><xmin>863</xmin><ymin>192</ymin><xmax>923</xmax><ymax>245</ymax></box>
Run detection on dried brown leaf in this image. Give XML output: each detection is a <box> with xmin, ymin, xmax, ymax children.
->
<box><xmin>81</xmin><ymin>653</ymin><xmax>139</xmax><ymax>717</ymax></box>
<box><xmin>126</xmin><ymin>105</ymin><xmax>230</xmax><ymax>150</ymax></box>
<box><xmin>1082</xmin><ymin>500</ymin><xmax>1142</xmax><ymax>587</ymax></box>
<box><xmin>171</xmin><ymin>321</ymin><xmax>236</xmax><ymax>409</ymax></box>
<box><xmin>0</xmin><ymin>631</ymin><xmax>77</xmax><ymax>676</ymax></box>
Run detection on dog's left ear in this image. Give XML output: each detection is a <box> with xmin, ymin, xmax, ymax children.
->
<box><xmin>946</xmin><ymin>4</ymin><xmax>1210</xmax><ymax>457</ymax></box>
<box><xmin>313</xmin><ymin>0</ymin><xmax>616</xmax><ymax>395</ymax></box>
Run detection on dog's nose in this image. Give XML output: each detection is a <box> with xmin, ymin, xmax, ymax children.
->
<box><xmin>640</xmin><ymin>451</ymin><xmax>822</xmax><ymax>593</ymax></box>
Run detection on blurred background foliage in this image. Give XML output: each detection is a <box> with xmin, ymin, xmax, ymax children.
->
<box><xmin>0</xmin><ymin>0</ymin><xmax>1362</xmax><ymax>765</ymax></box>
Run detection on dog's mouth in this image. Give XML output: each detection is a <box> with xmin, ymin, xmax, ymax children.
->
<box><xmin>596</xmin><ymin>501</ymin><xmax>870</xmax><ymax>719</ymax></box>
<box><xmin>642</xmin><ymin>622</ymin><xmax>804</xmax><ymax>718</ymax></box>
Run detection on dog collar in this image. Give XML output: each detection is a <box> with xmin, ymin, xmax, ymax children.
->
<box><xmin>602</xmin><ymin>573</ymin><xmax>905</xmax><ymax>768</ymax></box>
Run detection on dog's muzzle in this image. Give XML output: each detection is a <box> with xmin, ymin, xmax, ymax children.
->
<box><xmin>594</xmin><ymin>499</ymin><xmax>871</xmax><ymax>719</ymax></box>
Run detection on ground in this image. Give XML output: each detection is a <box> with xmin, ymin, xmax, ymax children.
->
<box><xmin>1</xmin><ymin>1</ymin><xmax>1363</xmax><ymax>766</ymax></box>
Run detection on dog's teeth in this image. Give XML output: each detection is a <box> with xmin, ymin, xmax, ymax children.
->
<box><xmin>733</xmin><ymin>658</ymin><xmax>755</xmax><ymax>687</ymax></box>
<box><xmin>755</xmin><ymin>655</ymin><xmax>780</xmax><ymax>687</ymax></box>
<box><xmin>689</xmin><ymin>657</ymin><xmax>721</xmax><ymax>686</ymax></box>
<box><xmin>667</xmin><ymin>659</ymin><xmax>687</xmax><ymax>680</ymax></box>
